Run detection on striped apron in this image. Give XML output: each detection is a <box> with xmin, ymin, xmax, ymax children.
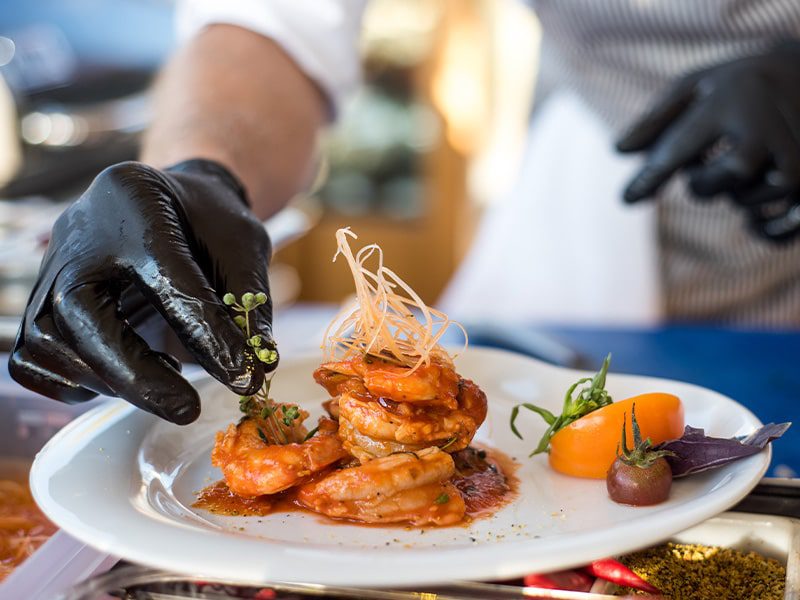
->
<box><xmin>441</xmin><ymin>0</ymin><xmax>800</xmax><ymax>325</ymax></box>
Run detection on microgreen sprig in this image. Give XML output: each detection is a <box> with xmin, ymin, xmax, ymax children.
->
<box><xmin>223</xmin><ymin>292</ymin><xmax>278</xmax><ymax>365</ymax></box>
<box><xmin>439</xmin><ymin>436</ymin><xmax>458</xmax><ymax>451</ymax></box>
<box><xmin>224</xmin><ymin>291</ymin><xmax>300</xmax><ymax>445</ymax></box>
<box><xmin>618</xmin><ymin>403</ymin><xmax>675</xmax><ymax>468</ymax></box>
<box><xmin>510</xmin><ymin>354</ymin><xmax>613</xmax><ymax>456</ymax></box>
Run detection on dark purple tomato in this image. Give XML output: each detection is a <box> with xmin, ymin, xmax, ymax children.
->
<box><xmin>606</xmin><ymin>457</ymin><xmax>672</xmax><ymax>506</ymax></box>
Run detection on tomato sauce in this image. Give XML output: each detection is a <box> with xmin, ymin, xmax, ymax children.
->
<box><xmin>193</xmin><ymin>480</ymin><xmax>281</xmax><ymax>517</ymax></box>
<box><xmin>193</xmin><ymin>446</ymin><xmax>518</xmax><ymax>526</ymax></box>
<box><xmin>452</xmin><ymin>446</ymin><xmax>519</xmax><ymax>518</ymax></box>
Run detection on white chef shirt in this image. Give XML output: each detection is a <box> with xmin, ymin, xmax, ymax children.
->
<box><xmin>176</xmin><ymin>0</ymin><xmax>366</xmax><ymax>114</ymax></box>
<box><xmin>176</xmin><ymin>0</ymin><xmax>800</xmax><ymax>326</ymax></box>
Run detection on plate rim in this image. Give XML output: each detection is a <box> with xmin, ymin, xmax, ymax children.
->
<box><xmin>30</xmin><ymin>346</ymin><xmax>770</xmax><ymax>586</ymax></box>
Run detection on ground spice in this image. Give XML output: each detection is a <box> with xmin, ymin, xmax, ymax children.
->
<box><xmin>618</xmin><ymin>543</ymin><xmax>786</xmax><ymax>599</ymax></box>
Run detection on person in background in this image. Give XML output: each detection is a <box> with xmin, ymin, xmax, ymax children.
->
<box><xmin>8</xmin><ymin>0</ymin><xmax>800</xmax><ymax>423</ymax></box>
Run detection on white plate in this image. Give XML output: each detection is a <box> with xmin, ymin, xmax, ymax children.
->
<box><xmin>31</xmin><ymin>347</ymin><xmax>769</xmax><ymax>587</ymax></box>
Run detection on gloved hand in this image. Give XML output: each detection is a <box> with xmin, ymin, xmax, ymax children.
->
<box><xmin>617</xmin><ymin>40</ymin><xmax>800</xmax><ymax>243</ymax></box>
<box><xmin>8</xmin><ymin>159</ymin><xmax>278</xmax><ymax>424</ymax></box>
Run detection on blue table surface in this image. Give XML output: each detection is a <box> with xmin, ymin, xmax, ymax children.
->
<box><xmin>278</xmin><ymin>310</ymin><xmax>799</xmax><ymax>477</ymax></box>
<box><xmin>531</xmin><ymin>326</ymin><xmax>799</xmax><ymax>478</ymax></box>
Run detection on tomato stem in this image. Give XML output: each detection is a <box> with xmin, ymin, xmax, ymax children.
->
<box><xmin>510</xmin><ymin>353</ymin><xmax>614</xmax><ymax>456</ymax></box>
<box><xmin>619</xmin><ymin>404</ymin><xmax>675</xmax><ymax>468</ymax></box>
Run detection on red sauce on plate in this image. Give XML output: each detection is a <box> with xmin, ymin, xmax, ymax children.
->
<box><xmin>193</xmin><ymin>446</ymin><xmax>518</xmax><ymax>526</ymax></box>
<box><xmin>452</xmin><ymin>446</ymin><xmax>519</xmax><ymax>518</ymax></box>
<box><xmin>193</xmin><ymin>481</ymin><xmax>280</xmax><ymax>517</ymax></box>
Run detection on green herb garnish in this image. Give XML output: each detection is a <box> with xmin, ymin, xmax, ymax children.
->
<box><xmin>257</xmin><ymin>427</ymin><xmax>269</xmax><ymax>444</ymax></box>
<box><xmin>223</xmin><ymin>291</ymin><xmax>277</xmax><ymax>366</ymax></box>
<box><xmin>224</xmin><ymin>291</ymin><xmax>298</xmax><ymax>445</ymax></box>
<box><xmin>439</xmin><ymin>436</ymin><xmax>457</xmax><ymax>451</ymax></box>
<box><xmin>510</xmin><ymin>353</ymin><xmax>613</xmax><ymax>456</ymax></box>
<box><xmin>281</xmin><ymin>405</ymin><xmax>301</xmax><ymax>427</ymax></box>
<box><xmin>434</xmin><ymin>493</ymin><xmax>450</xmax><ymax>505</ymax></box>
<box><xmin>303</xmin><ymin>426</ymin><xmax>320</xmax><ymax>442</ymax></box>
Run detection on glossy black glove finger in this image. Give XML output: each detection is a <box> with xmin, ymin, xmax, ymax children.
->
<box><xmin>12</xmin><ymin>312</ymin><xmax>115</xmax><ymax>397</ymax></box>
<box><xmin>133</xmin><ymin>253</ymin><xmax>269</xmax><ymax>393</ymax></box>
<box><xmin>165</xmin><ymin>162</ymin><xmax>277</xmax><ymax>364</ymax></box>
<box><xmin>687</xmin><ymin>139</ymin><xmax>769</xmax><ymax>198</ymax></box>
<box><xmin>8</xmin><ymin>343</ymin><xmax>97</xmax><ymax>404</ymax></box>
<box><xmin>10</xmin><ymin>159</ymin><xmax>275</xmax><ymax>421</ymax></box>
<box><xmin>98</xmin><ymin>162</ymin><xmax>264</xmax><ymax>396</ymax></box>
<box><xmin>619</xmin><ymin>40</ymin><xmax>800</xmax><ymax>232</ymax></box>
<box><xmin>130</xmin><ymin>258</ymin><xmax>264</xmax><ymax>395</ymax></box>
<box><xmin>51</xmin><ymin>277</ymin><xmax>200</xmax><ymax>424</ymax></box>
<box><xmin>730</xmin><ymin>172</ymin><xmax>795</xmax><ymax>207</ymax></box>
<box><xmin>9</xmin><ymin>257</ymin><xmax>115</xmax><ymax>401</ymax></box>
<box><xmin>623</xmin><ymin>104</ymin><xmax>718</xmax><ymax>203</ymax></box>
<box><xmin>616</xmin><ymin>72</ymin><xmax>701</xmax><ymax>152</ymax></box>
<box><xmin>747</xmin><ymin>202</ymin><xmax>800</xmax><ymax>243</ymax></box>
<box><xmin>9</xmin><ymin>329</ymin><xmax>179</xmax><ymax>405</ymax></box>
<box><xmin>119</xmin><ymin>283</ymin><xmax>158</xmax><ymax>329</ymax></box>
<box><xmin>765</xmin><ymin>96</ymin><xmax>800</xmax><ymax>189</ymax></box>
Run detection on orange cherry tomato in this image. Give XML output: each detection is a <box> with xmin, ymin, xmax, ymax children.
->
<box><xmin>548</xmin><ymin>393</ymin><xmax>684</xmax><ymax>479</ymax></box>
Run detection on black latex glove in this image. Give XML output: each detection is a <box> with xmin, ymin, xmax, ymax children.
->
<box><xmin>617</xmin><ymin>40</ymin><xmax>800</xmax><ymax>242</ymax></box>
<box><xmin>729</xmin><ymin>173</ymin><xmax>800</xmax><ymax>243</ymax></box>
<box><xmin>8</xmin><ymin>160</ymin><xmax>277</xmax><ymax>424</ymax></box>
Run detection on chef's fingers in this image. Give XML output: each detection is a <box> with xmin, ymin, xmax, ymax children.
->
<box><xmin>12</xmin><ymin>312</ymin><xmax>116</xmax><ymax>397</ymax></box>
<box><xmin>731</xmin><ymin>170</ymin><xmax>795</xmax><ymax>207</ymax></box>
<box><xmin>132</xmin><ymin>235</ymin><xmax>264</xmax><ymax>396</ymax></box>
<box><xmin>9</xmin><ymin>257</ymin><xmax>114</xmax><ymax>401</ymax></box>
<box><xmin>688</xmin><ymin>139</ymin><xmax>768</xmax><ymax>198</ymax></box>
<box><xmin>616</xmin><ymin>72</ymin><xmax>700</xmax><ymax>152</ymax></box>
<box><xmin>8</xmin><ymin>342</ymin><xmax>98</xmax><ymax>404</ymax></box>
<box><xmin>623</xmin><ymin>105</ymin><xmax>718</xmax><ymax>203</ymax></box>
<box><xmin>747</xmin><ymin>202</ymin><xmax>800</xmax><ymax>244</ymax></box>
<box><xmin>51</xmin><ymin>278</ymin><xmax>200</xmax><ymax>424</ymax></box>
<box><xmin>766</xmin><ymin>98</ymin><xmax>800</xmax><ymax>190</ymax></box>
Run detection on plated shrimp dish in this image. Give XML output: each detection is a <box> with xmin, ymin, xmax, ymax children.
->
<box><xmin>195</xmin><ymin>229</ymin><xmax>516</xmax><ymax>526</ymax></box>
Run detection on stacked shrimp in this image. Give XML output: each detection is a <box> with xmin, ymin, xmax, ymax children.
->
<box><xmin>212</xmin><ymin>229</ymin><xmax>487</xmax><ymax>526</ymax></box>
<box><xmin>302</xmin><ymin>352</ymin><xmax>487</xmax><ymax>525</ymax></box>
<box><xmin>211</xmin><ymin>355</ymin><xmax>487</xmax><ymax>526</ymax></box>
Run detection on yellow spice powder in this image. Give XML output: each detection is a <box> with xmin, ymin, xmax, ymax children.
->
<box><xmin>619</xmin><ymin>542</ymin><xmax>785</xmax><ymax>599</ymax></box>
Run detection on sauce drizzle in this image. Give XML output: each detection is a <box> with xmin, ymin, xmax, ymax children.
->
<box><xmin>193</xmin><ymin>445</ymin><xmax>518</xmax><ymax>526</ymax></box>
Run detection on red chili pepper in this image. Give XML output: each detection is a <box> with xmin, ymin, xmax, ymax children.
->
<box><xmin>254</xmin><ymin>589</ymin><xmax>277</xmax><ymax>600</ymax></box>
<box><xmin>523</xmin><ymin>569</ymin><xmax>593</xmax><ymax>591</ymax></box>
<box><xmin>584</xmin><ymin>558</ymin><xmax>661</xmax><ymax>594</ymax></box>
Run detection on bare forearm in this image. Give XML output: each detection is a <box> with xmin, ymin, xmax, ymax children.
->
<box><xmin>141</xmin><ymin>25</ymin><xmax>327</xmax><ymax>219</ymax></box>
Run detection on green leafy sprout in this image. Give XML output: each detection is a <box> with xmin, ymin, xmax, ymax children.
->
<box><xmin>439</xmin><ymin>436</ymin><xmax>458</xmax><ymax>451</ymax></box>
<box><xmin>618</xmin><ymin>403</ymin><xmax>674</xmax><ymax>468</ymax></box>
<box><xmin>224</xmin><ymin>291</ymin><xmax>301</xmax><ymax>445</ymax></box>
<box><xmin>223</xmin><ymin>292</ymin><xmax>278</xmax><ymax>366</ymax></box>
<box><xmin>510</xmin><ymin>353</ymin><xmax>614</xmax><ymax>456</ymax></box>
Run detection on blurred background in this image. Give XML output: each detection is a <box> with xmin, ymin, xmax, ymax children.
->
<box><xmin>0</xmin><ymin>4</ymin><xmax>798</xmax><ymax>594</ymax></box>
<box><xmin>0</xmin><ymin>0</ymin><xmax>541</xmax><ymax>331</ymax></box>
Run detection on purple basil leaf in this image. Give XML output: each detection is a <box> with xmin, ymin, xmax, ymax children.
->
<box><xmin>658</xmin><ymin>422</ymin><xmax>791</xmax><ymax>478</ymax></box>
<box><xmin>740</xmin><ymin>422</ymin><xmax>792</xmax><ymax>447</ymax></box>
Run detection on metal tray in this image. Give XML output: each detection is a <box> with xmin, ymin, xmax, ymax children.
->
<box><xmin>58</xmin><ymin>511</ymin><xmax>800</xmax><ymax>600</ymax></box>
<box><xmin>593</xmin><ymin>511</ymin><xmax>800</xmax><ymax>599</ymax></box>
